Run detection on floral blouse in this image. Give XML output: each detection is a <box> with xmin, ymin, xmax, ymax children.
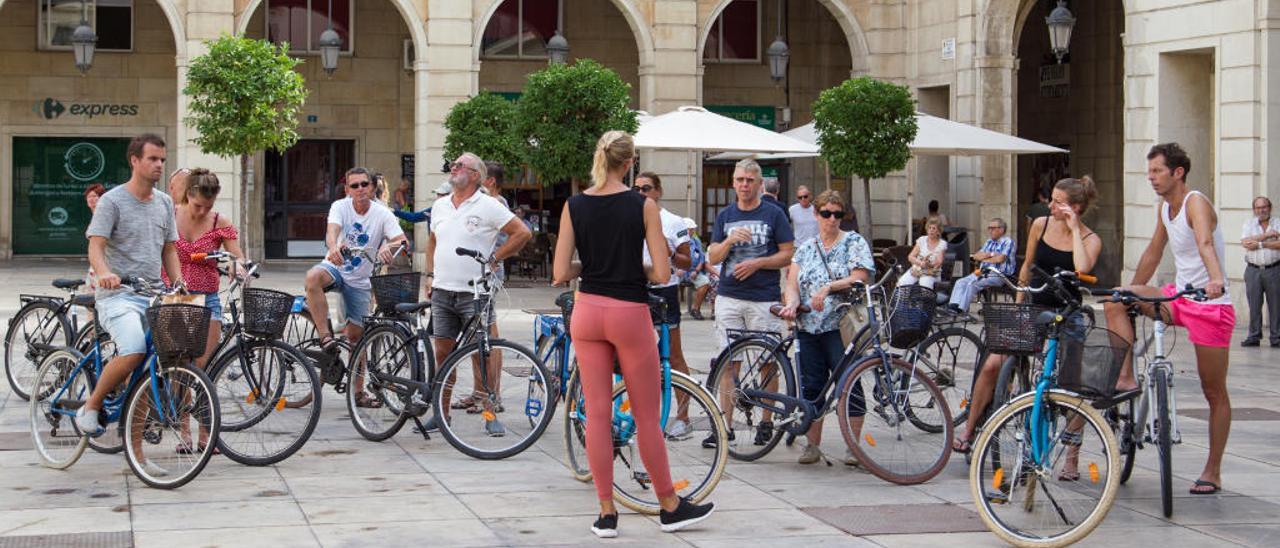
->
<box><xmin>792</xmin><ymin>231</ymin><xmax>875</xmax><ymax>334</ymax></box>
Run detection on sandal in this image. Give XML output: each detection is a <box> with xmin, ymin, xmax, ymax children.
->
<box><xmin>466</xmin><ymin>400</ymin><xmax>504</xmax><ymax>414</ymax></box>
<box><xmin>354</xmin><ymin>392</ymin><xmax>383</xmax><ymax>409</ymax></box>
<box><xmin>319</xmin><ymin>335</ymin><xmax>342</xmax><ymax>355</ymax></box>
<box><xmin>451</xmin><ymin>395</ymin><xmax>479</xmax><ymax>410</ymax></box>
<box><xmin>176</xmin><ymin>442</ymin><xmax>221</xmax><ymax>456</ymax></box>
<box><xmin>952</xmin><ymin>436</ymin><xmax>972</xmax><ymax>454</ymax></box>
<box><xmin>1190</xmin><ymin>480</ymin><xmax>1221</xmax><ymax>495</ymax></box>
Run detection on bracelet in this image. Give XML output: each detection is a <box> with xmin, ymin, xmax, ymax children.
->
<box><xmin>425</xmin><ymin>273</ymin><xmax>434</xmax><ymax>278</ymax></box>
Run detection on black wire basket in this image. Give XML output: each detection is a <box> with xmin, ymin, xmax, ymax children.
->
<box><xmin>982</xmin><ymin>302</ymin><xmax>1051</xmax><ymax>355</ymax></box>
<box><xmin>242</xmin><ymin>288</ymin><xmax>294</xmax><ymax>339</ymax></box>
<box><xmin>555</xmin><ymin>291</ymin><xmax>575</xmax><ymax>334</ymax></box>
<box><xmin>887</xmin><ymin>285</ymin><xmax>936</xmax><ymax>349</ymax></box>
<box><xmin>146</xmin><ymin>304</ymin><xmax>211</xmax><ymax>365</ymax></box>
<box><xmin>1057</xmin><ymin>327</ymin><xmax>1130</xmax><ymax>399</ymax></box>
<box><xmin>371</xmin><ymin>272</ymin><xmax>422</xmax><ymax>314</ymax></box>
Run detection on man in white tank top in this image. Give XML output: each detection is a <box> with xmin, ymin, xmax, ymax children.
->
<box><xmin>1102</xmin><ymin>142</ymin><xmax>1235</xmax><ymax>496</ymax></box>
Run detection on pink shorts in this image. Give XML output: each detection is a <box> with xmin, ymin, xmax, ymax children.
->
<box><xmin>1162</xmin><ymin>284</ymin><xmax>1236</xmax><ymax>348</ymax></box>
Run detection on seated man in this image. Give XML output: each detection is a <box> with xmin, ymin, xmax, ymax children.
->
<box><xmin>946</xmin><ymin>217</ymin><xmax>1015</xmax><ymax>314</ymax></box>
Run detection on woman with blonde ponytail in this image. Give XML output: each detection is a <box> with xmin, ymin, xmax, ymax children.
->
<box><xmin>553</xmin><ymin>130</ymin><xmax>715</xmax><ymax>538</ymax></box>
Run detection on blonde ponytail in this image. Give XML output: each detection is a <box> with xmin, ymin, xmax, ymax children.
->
<box><xmin>1055</xmin><ymin>175</ymin><xmax>1098</xmax><ymax>214</ymax></box>
<box><xmin>590</xmin><ymin>130</ymin><xmax>634</xmax><ymax>189</ymax></box>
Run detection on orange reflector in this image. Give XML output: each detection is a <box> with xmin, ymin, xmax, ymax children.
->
<box><xmin>960</xmin><ymin>398</ymin><xmax>969</xmax><ymax>409</ymax></box>
<box><xmin>620</xmin><ymin>400</ymin><xmax>631</xmax><ymax>412</ymax></box>
<box><xmin>275</xmin><ymin>398</ymin><xmax>287</xmax><ymax>411</ymax></box>
<box><xmin>993</xmin><ymin>468</ymin><xmax>1005</xmax><ymax>490</ymax></box>
<box><xmin>673</xmin><ymin>479</ymin><xmax>690</xmax><ymax>491</ymax></box>
<box><xmin>482</xmin><ymin>411</ymin><xmax>496</xmax><ymax>421</ymax></box>
<box><xmin>864</xmin><ymin>434</ymin><xmax>876</xmax><ymax>447</ymax></box>
<box><xmin>246</xmin><ymin>389</ymin><xmax>258</xmax><ymax>404</ymax></box>
<box><xmin>1088</xmin><ymin>462</ymin><xmax>1100</xmax><ymax>484</ymax></box>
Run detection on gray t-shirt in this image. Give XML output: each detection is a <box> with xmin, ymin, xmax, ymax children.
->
<box><xmin>85</xmin><ymin>185</ymin><xmax>178</xmax><ymax>298</ymax></box>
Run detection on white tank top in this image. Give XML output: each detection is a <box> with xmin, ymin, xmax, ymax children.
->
<box><xmin>1160</xmin><ymin>190</ymin><xmax>1230</xmax><ymax>304</ymax></box>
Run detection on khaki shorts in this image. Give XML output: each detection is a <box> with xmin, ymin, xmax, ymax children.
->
<box><xmin>714</xmin><ymin>295</ymin><xmax>785</xmax><ymax>350</ymax></box>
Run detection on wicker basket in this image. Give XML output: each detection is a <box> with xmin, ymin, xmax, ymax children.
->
<box><xmin>1057</xmin><ymin>327</ymin><xmax>1130</xmax><ymax>399</ymax></box>
<box><xmin>242</xmin><ymin>288</ymin><xmax>294</xmax><ymax>338</ymax></box>
<box><xmin>887</xmin><ymin>285</ymin><xmax>936</xmax><ymax>349</ymax></box>
<box><xmin>146</xmin><ymin>304</ymin><xmax>211</xmax><ymax>365</ymax></box>
<box><xmin>370</xmin><ymin>272</ymin><xmax>422</xmax><ymax>314</ymax></box>
<box><xmin>982</xmin><ymin>302</ymin><xmax>1051</xmax><ymax>355</ymax></box>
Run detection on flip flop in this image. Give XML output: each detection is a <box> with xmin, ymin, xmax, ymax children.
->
<box><xmin>354</xmin><ymin>392</ymin><xmax>384</xmax><ymax>409</ymax></box>
<box><xmin>451</xmin><ymin>395</ymin><xmax>478</xmax><ymax>410</ymax></box>
<box><xmin>1190</xmin><ymin>479</ymin><xmax>1221</xmax><ymax>495</ymax></box>
<box><xmin>952</xmin><ymin>437</ymin><xmax>972</xmax><ymax>454</ymax></box>
<box><xmin>319</xmin><ymin>335</ymin><xmax>342</xmax><ymax>355</ymax></box>
<box><xmin>1057</xmin><ymin>470</ymin><xmax>1080</xmax><ymax>482</ymax></box>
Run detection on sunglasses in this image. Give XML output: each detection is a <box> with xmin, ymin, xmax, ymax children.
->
<box><xmin>987</xmin><ymin>225</ymin><xmax>1002</xmax><ymax>230</ymax></box>
<box><xmin>348</xmin><ymin>181</ymin><xmax>371</xmax><ymax>189</ymax></box>
<box><xmin>818</xmin><ymin>210</ymin><xmax>845</xmax><ymax>219</ymax></box>
<box><xmin>798</xmin><ymin>194</ymin><xmax>811</xmax><ymax>200</ymax></box>
<box><xmin>635</xmin><ymin>185</ymin><xmax>654</xmax><ymax>193</ymax></box>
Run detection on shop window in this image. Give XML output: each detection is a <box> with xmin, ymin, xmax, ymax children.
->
<box><xmin>39</xmin><ymin>0</ymin><xmax>132</xmax><ymax>52</ymax></box>
<box><xmin>703</xmin><ymin>0</ymin><xmax>760</xmax><ymax>62</ymax></box>
<box><xmin>266</xmin><ymin>0</ymin><xmax>353</xmax><ymax>54</ymax></box>
<box><xmin>481</xmin><ymin>0</ymin><xmax>561</xmax><ymax>59</ymax></box>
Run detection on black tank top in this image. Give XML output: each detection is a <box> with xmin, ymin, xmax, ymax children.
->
<box><xmin>1031</xmin><ymin>217</ymin><xmax>1085</xmax><ymax>307</ymax></box>
<box><xmin>569</xmin><ymin>191</ymin><xmax>648</xmax><ymax>303</ymax></box>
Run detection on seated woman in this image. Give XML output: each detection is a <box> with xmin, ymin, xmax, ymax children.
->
<box><xmin>897</xmin><ymin>217</ymin><xmax>947</xmax><ymax>288</ymax></box>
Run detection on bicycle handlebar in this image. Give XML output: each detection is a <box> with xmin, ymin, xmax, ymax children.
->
<box><xmin>1089</xmin><ymin>285</ymin><xmax>1207</xmax><ymax>304</ymax></box>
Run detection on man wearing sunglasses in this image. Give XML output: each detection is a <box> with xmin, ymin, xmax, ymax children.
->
<box><xmin>944</xmin><ymin>218</ymin><xmax>1015</xmax><ymax>315</ymax></box>
<box><xmin>304</xmin><ymin>167</ymin><xmax>408</xmax><ymax>408</ymax></box>
<box><xmin>788</xmin><ymin>185</ymin><xmax>818</xmax><ymax>246</ymax></box>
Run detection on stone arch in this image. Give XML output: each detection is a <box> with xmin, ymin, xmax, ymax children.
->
<box><xmin>697</xmin><ymin>0</ymin><xmax>869</xmax><ymax>74</ymax></box>
<box><xmin>234</xmin><ymin>0</ymin><xmax>428</xmax><ymax>62</ymax></box>
<box><xmin>981</xmin><ymin>0</ymin><xmax>1132</xmax><ymax>58</ymax></box>
<box><xmin>472</xmin><ymin>0</ymin><xmax>656</xmax><ymax>68</ymax></box>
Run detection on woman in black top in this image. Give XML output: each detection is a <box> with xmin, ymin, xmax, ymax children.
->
<box><xmin>953</xmin><ymin>176</ymin><xmax>1101</xmax><ymax>457</ymax></box>
<box><xmin>552</xmin><ymin>130</ymin><xmax>714</xmax><ymax>538</ymax></box>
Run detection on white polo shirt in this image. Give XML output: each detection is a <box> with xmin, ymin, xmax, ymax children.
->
<box><xmin>430</xmin><ymin>190</ymin><xmax>515</xmax><ymax>292</ymax></box>
<box><xmin>642</xmin><ymin>207</ymin><xmax>693</xmax><ymax>288</ymax></box>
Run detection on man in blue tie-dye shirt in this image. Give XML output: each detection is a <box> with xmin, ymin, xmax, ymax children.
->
<box><xmin>945</xmin><ymin>218</ymin><xmax>1016</xmax><ymax>314</ymax></box>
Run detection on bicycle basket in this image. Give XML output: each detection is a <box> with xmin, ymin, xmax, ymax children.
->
<box><xmin>982</xmin><ymin>302</ymin><xmax>1050</xmax><ymax>355</ymax></box>
<box><xmin>146</xmin><ymin>304</ymin><xmax>211</xmax><ymax>365</ymax></box>
<box><xmin>887</xmin><ymin>284</ymin><xmax>936</xmax><ymax>349</ymax></box>
<box><xmin>1057</xmin><ymin>327</ymin><xmax>1130</xmax><ymax>399</ymax></box>
<box><xmin>242</xmin><ymin>288</ymin><xmax>294</xmax><ymax>338</ymax></box>
<box><xmin>370</xmin><ymin>272</ymin><xmax>422</xmax><ymax>314</ymax></box>
<box><xmin>555</xmin><ymin>291</ymin><xmax>575</xmax><ymax>334</ymax></box>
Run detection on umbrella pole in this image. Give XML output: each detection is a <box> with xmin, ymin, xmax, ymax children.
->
<box><xmin>687</xmin><ymin>150</ymin><xmax>695</xmax><ymax>220</ymax></box>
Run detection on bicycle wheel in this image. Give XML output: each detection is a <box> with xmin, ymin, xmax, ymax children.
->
<box><xmin>612</xmin><ymin>373</ymin><xmax>729</xmax><ymax>515</ymax></box>
<box><xmin>1113</xmin><ymin>398</ymin><xmax>1137</xmax><ymax>485</ymax></box>
<box><xmin>908</xmin><ymin>327</ymin><xmax>983</xmax><ymax>431</ymax></box>
<box><xmin>563</xmin><ymin>367</ymin><xmax>592</xmax><ymax>482</ymax></box>
<box><xmin>282</xmin><ymin>311</ymin><xmax>322</xmax><ymax>408</ymax></box>
<box><xmin>704</xmin><ymin>337</ymin><xmax>796</xmax><ymax>461</ymax></box>
<box><xmin>6</xmin><ymin>300</ymin><xmax>73</xmax><ymax>400</ymax></box>
<box><xmin>212</xmin><ymin>339</ymin><xmax>321</xmax><ymax>465</ymax></box>
<box><xmin>123</xmin><ymin>361</ymin><xmax>221</xmax><ymax>489</ymax></box>
<box><xmin>29</xmin><ymin>349</ymin><xmax>88</xmax><ymax>469</ymax></box>
<box><xmin>70</xmin><ymin>329</ymin><xmax>126</xmax><ymax>455</ymax></box>
<box><xmin>839</xmin><ymin>354</ymin><xmax>952</xmax><ymax>485</ymax></box>
<box><xmin>347</xmin><ymin>325</ymin><xmax>414</xmax><ymax>441</ymax></box>
<box><xmin>433</xmin><ymin>339</ymin><xmax>554</xmax><ymax>460</ymax></box>
<box><xmin>1155</xmin><ymin>367</ymin><xmax>1173</xmax><ymax>518</ymax></box>
<box><xmin>970</xmin><ymin>391</ymin><xmax>1119</xmax><ymax>547</ymax></box>
<box><xmin>534</xmin><ymin>333</ymin><xmax>574</xmax><ymax>399</ymax></box>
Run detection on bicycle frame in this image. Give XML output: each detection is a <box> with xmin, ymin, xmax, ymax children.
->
<box><xmin>1129</xmin><ymin>314</ymin><xmax>1182</xmax><ymax>447</ymax></box>
<box><xmin>50</xmin><ymin>333</ymin><xmax>176</xmax><ymax>429</ymax></box>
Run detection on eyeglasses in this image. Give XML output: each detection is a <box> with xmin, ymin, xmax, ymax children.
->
<box><xmin>987</xmin><ymin>225</ymin><xmax>1003</xmax><ymax>230</ymax></box>
<box><xmin>348</xmin><ymin>181</ymin><xmax>371</xmax><ymax>189</ymax></box>
<box><xmin>797</xmin><ymin>194</ymin><xmax>811</xmax><ymax>200</ymax></box>
<box><xmin>450</xmin><ymin>161</ymin><xmax>478</xmax><ymax>173</ymax></box>
<box><xmin>818</xmin><ymin>210</ymin><xmax>845</xmax><ymax>219</ymax></box>
<box><xmin>635</xmin><ymin>185</ymin><xmax>654</xmax><ymax>193</ymax></box>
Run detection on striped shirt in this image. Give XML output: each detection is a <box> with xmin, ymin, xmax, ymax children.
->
<box><xmin>979</xmin><ymin>236</ymin><xmax>1017</xmax><ymax>275</ymax></box>
<box><xmin>1242</xmin><ymin>216</ymin><xmax>1280</xmax><ymax>267</ymax></box>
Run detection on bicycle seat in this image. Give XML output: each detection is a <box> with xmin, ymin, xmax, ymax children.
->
<box><xmin>394</xmin><ymin>302</ymin><xmax>431</xmax><ymax>314</ymax></box>
<box><xmin>71</xmin><ymin>294</ymin><xmax>96</xmax><ymax>309</ymax></box>
<box><xmin>52</xmin><ymin>278</ymin><xmax>85</xmax><ymax>290</ymax></box>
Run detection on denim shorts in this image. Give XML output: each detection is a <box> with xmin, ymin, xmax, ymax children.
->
<box><xmin>316</xmin><ymin>263</ymin><xmax>373</xmax><ymax>327</ymax></box>
<box><xmin>431</xmin><ymin>288</ymin><xmax>494</xmax><ymax>340</ymax></box>
<box><xmin>195</xmin><ymin>291</ymin><xmax>222</xmax><ymax>320</ymax></box>
<box><xmin>96</xmin><ymin>292</ymin><xmax>151</xmax><ymax>356</ymax></box>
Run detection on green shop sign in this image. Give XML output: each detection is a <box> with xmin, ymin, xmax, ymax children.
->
<box><xmin>706</xmin><ymin>105</ymin><xmax>776</xmax><ymax>130</ymax></box>
<box><xmin>12</xmin><ymin>137</ymin><xmax>131</xmax><ymax>255</ymax></box>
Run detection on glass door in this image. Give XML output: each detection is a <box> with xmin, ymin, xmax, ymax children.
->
<box><xmin>264</xmin><ymin>140</ymin><xmax>355</xmax><ymax>258</ymax></box>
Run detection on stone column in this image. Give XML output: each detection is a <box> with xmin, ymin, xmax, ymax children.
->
<box><xmin>420</xmin><ymin>0</ymin><xmax>476</xmax><ymax>267</ymax></box>
<box><xmin>647</xmin><ymin>0</ymin><xmax>701</xmax><ymax>220</ymax></box>
<box><xmin>975</xmin><ymin>53</ymin><xmax>1016</xmax><ymax>227</ymax></box>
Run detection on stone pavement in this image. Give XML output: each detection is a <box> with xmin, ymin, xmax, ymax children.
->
<box><xmin>1</xmin><ymin>258</ymin><xmax>1278</xmax><ymax>547</ymax></box>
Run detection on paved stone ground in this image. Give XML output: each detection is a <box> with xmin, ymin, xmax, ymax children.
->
<box><xmin>1</xmin><ymin>258</ymin><xmax>1278</xmax><ymax>547</ymax></box>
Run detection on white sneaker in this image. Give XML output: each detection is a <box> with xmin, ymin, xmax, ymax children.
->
<box><xmin>665</xmin><ymin>419</ymin><xmax>691</xmax><ymax>439</ymax></box>
<box><xmin>798</xmin><ymin>444</ymin><xmax>823</xmax><ymax>464</ymax></box>
<box><xmin>74</xmin><ymin>407</ymin><xmax>104</xmax><ymax>437</ymax></box>
<box><xmin>141</xmin><ymin>459</ymin><xmax>170</xmax><ymax>477</ymax></box>
<box><xmin>843</xmin><ymin>449</ymin><xmax>860</xmax><ymax>467</ymax></box>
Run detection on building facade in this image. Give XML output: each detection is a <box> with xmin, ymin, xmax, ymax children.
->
<box><xmin>0</xmin><ymin>0</ymin><xmax>1275</xmax><ymax>308</ymax></box>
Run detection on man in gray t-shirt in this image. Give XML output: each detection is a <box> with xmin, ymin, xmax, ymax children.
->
<box><xmin>76</xmin><ymin>135</ymin><xmax>184</xmax><ymax>442</ymax></box>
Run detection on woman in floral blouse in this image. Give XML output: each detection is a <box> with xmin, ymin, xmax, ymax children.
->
<box><xmin>778</xmin><ymin>190</ymin><xmax>875</xmax><ymax>466</ymax></box>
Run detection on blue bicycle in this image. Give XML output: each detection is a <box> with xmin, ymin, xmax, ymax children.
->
<box><xmin>532</xmin><ymin>291</ymin><xmax>578</xmax><ymax>402</ymax></box>
<box><xmin>559</xmin><ymin>292</ymin><xmax>729</xmax><ymax>515</ymax></box>
<box><xmin>29</xmin><ymin>278</ymin><xmax>221</xmax><ymax>489</ymax></box>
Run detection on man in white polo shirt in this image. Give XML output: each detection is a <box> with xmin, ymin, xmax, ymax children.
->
<box><xmin>426</xmin><ymin>152</ymin><xmax>532</xmax><ymax>435</ymax></box>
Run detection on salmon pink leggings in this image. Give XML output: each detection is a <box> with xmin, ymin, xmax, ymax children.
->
<box><xmin>570</xmin><ymin>292</ymin><xmax>675</xmax><ymax>502</ymax></box>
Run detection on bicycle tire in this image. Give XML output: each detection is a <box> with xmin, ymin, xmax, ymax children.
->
<box><xmin>704</xmin><ymin>337</ymin><xmax>795</xmax><ymax>461</ymax></box>
<box><xmin>70</xmin><ymin>328</ymin><xmax>125</xmax><ymax>455</ymax></box>
<box><xmin>346</xmin><ymin>325</ymin><xmax>415</xmax><ymax>442</ymax></box>
<box><xmin>1116</xmin><ymin>398</ymin><xmax>1137</xmax><ymax>485</ymax></box>
<box><xmin>563</xmin><ymin>367</ymin><xmax>592</xmax><ymax>482</ymax></box>
<box><xmin>29</xmin><ymin>348</ymin><xmax>88</xmax><ymax>469</ymax></box>
<box><xmin>908</xmin><ymin>327</ymin><xmax>983</xmax><ymax>432</ymax></box>
<box><xmin>212</xmin><ymin>339</ymin><xmax>322</xmax><ymax>466</ymax></box>
<box><xmin>6</xmin><ymin>300</ymin><xmax>73</xmax><ymax>400</ymax></box>
<box><xmin>283</xmin><ymin>311</ymin><xmax>322</xmax><ymax>408</ymax></box>
<box><xmin>1156</xmin><ymin>367</ymin><xmax>1173</xmax><ymax>518</ymax></box>
<box><xmin>612</xmin><ymin>372</ymin><xmax>729</xmax><ymax>515</ymax></box>
<box><xmin>980</xmin><ymin>355</ymin><xmax>1030</xmax><ymax>471</ymax></box>
<box><xmin>123</xmin><ymin>361</ymin><xmax>221</xmax><ymax>490</ymax></box>
<box><xmin>839</xmin><ymin>354</ymin><xmax>952</xmax><ymax>485</ymax></box>
<box><xmin>433</xmin><ymin>339</ymin><xmax>555</xmax><ymax>460</ymax></box>
<box><xmin>969</xmin><ymin>390</ymin><xmax>1119</xmax><ymax>547</ymax></box>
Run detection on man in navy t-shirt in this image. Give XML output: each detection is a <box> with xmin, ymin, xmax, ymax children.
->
<box><xmin>704</xmin><ymin>158</ymin><xmax>795</xmax><ymax>449</ymax></box>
